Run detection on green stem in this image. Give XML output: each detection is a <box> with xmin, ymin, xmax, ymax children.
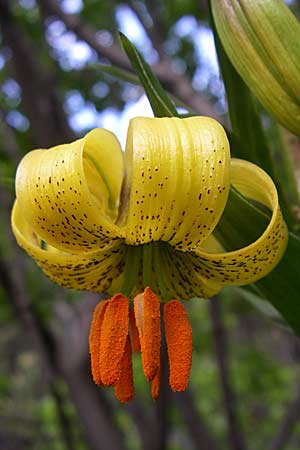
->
<box><xmin>153</xmin><ymin>242</ymin><xmax>169</xmax><ymax>302</ymax></box>
<box><xmin>142</xmin><ymin>243</ymin><xmax>154</xmax><ymax>288</ymax></box>
<box><xmin>121</xmin><ymin>245</ymin><xmax>142</xmax><ymax>297</ymax></box>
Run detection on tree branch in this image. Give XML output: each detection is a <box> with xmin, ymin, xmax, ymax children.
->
<box><xmin>173</xmin><ymin>389</ymin><xmax>221</xmax><ymax>450</ymax></box>
<box><xmin>0</xmin><ymin>0</ymin><xmax>75</xmax><ymax>148</ymax></box>
<box><xmin>209</xmin><ymin>296</ymin><xmax>247</xmax><ymax>450</ymax></box>
<box><xmin>154</xmin><ymin>340</ymin><xmax>170</xmax><ymax>450</ymax></box>
<box><xmin>65</xmin><ymin>368</ymin><xmax>126</xmax><ymax>450</ymax></box>
<box><xmin>124</xmin><ymin>399</ymin><xmax>159</xmax><ymax>450</ymax></box>
<box><xmin>37</xmin><ymin>0</ymin><xmax>222</xmax><ymax>119</ymax></box>
<box><xmin>127</xmin><ymin>0</ymin><xmax>167</xmax><ymax>60</ymax></box>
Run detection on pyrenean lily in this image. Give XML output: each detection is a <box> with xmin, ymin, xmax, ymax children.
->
<box><xmin>11</xmin><ymin>116</ymin><xmax>287</xmax><ymax>402</ymax></box>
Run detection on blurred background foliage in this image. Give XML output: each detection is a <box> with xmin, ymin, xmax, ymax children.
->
<box><xmin>1</xmin><ymin>0</ymin><xmax>300</xmax><ymax>449</ymax></box>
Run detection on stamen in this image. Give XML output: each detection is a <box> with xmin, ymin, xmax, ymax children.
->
<box><xmin>114</xmin><ymin>336</ymin><xmax>134</xmax><ymax>403</ymax></box>
<box><xmin>133</xmin><ymin>293</ymin><xmax>144</xmax><ymax>334</ymax></box>
<box><xmin>129</xmin><ymin>308</ymin><xmax>141</xmax><ymax>353</ymax></box>
<box><xmin>89</xmin><ymin>300</ymin><xmax>109</xmax><ymax>386</ymax></box>
<box><xmin>151</xmin><ymin>360</ymin><xmax>161</xmax><ymax>400</ymax></box>
<box><xmin>164</xmin><ymin>300</ymin><xmax>192</xmax><ymax>392</ymax></box>
<box><xmin>100</xmin><ymin>293</ymin><xmax>129</xmax><ymax>386</ymax></box>
<box><xmin>134</xmin><ymin>287</ymin><xmax>161</xmax><ymax>381</ymax></box>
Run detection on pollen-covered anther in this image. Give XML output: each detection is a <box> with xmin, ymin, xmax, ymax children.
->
<box><xmin>114</xmin><ymin>336</ymin><xmax>134</xmax><ymax>403</ymax></box>
<box><xmin>89</xmin><ymin>299</ymin><xmax>109</xmax><ymax>386</ymax></box>
<box><xmin>151</xmin><ymin>359</ymin><xmax>161</xmax><ymax>400</ymax></box>
<box><xmin>99</xmin><ymin>293</ymin><xmax>129</xmax><ymax>386</ymax></box>
<box><xmin>164</xmin><ymin>300</ymin><xmax>193</xmax><ymax>392</ymax></box>
<box><xmin>134</xmin><ymin>287</ymin><xmax>161</xmax><ymax>381</ymax></box>
<box><xmin>129</xmin><ymin>308</ymin><xmax>141</xmax><ymax>353</ymax></box>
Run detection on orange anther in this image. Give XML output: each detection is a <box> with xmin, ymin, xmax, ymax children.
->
<box><xmin>151</xmin><ymin>360</ymin><xmax>161</xmax><ymax>401</ymax></box>
<box><xmin>164</xmin><ymin>300</ymin><xmax>192</xmax><ymax>392</ymax></box>
<box><xmin>134</xmin><ymin>287</ymin><xmax>161</xmax><ymax>381</ymax></box>
<box><xmin>129</xmin><ymin>308</ymin><xmax>141</xmax><ymax>353</ymax></box>
<box><xmin>89</xmin><ymin>300</ymin><xmax>109</xmax><ymax>386</ymax></box>
<box><xmin>114</xmin><ymin>336</ymin><xmax>134</xmax><ymax>403</ymax></box>
<box><xmin>100</xmin><ymin>294</ymin><xmax>129</xmax><ymax>386</ymax></box>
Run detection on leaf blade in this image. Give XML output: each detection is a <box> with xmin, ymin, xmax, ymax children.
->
<box><xmin>119</xmin><ymin>32</ymin><xmax>178</xmax><ymax>118</ymax></box>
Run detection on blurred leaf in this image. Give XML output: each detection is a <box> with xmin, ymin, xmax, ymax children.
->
<box><xmin>266</xmin><ymin>123</ymin><xmax>300</xmax><ymax>221</ymax></box>
<box><xmin>0</xmin><ymin>176</ymin><xmax>15</xmax><ymax>191</ymax></box>
<box><xmin>235</xmin><ymin>287</ymin><xmax>288</xmax><ymax>329</ymax></box>
<box><xmin>0</xmin><ymin>375</ymin><xmax>12</xmax><ymax>395</ymax></box>
<box><xmin>216</xmin><ymin>187</ymin><xmax>300</xmax><ymax>335</ymax></box>
<box><xmin>214</xmin><ymin>187</ymin><xmax>270</xmax><ymax>251</ymax></box>
<box><xmin>253</xmin><ymin>233</ymin><xmax>300</xmax><ymax>335</ymax></box>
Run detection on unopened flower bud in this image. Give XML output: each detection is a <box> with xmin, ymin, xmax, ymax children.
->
<box><xmin>211</xmin><ymin>0</ymin><xmax>300</xmax><ymax>135</ymax></box>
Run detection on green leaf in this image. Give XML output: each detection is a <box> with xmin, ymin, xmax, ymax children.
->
<box><xmin>266</xmin><ymin>123</ymin><xmax>300</xmax><ymax>225</ymax></box>
<box><xmin>214</xmin><ymin>187</ymin><xmax>270</xmax><ymax>251</ymax></box>
<box><xmin>91</xmin><ymin>63</ymin><xmax>139</xmax><ymax>85</ymax></box>
<box><xmin>121</xmin><ymin>34</ymin><xmax>300</xmax><ymax>335</ymax></box>
<box><xmin>119</xmin><ymin>32</ymin><xmax>178</xmax><ymax>118</ymax></box>
<box><xmin>254</xmin><ymin>233</ymin><xmax>300</xmax><ymax>334</ymax></box>
<box><xmin>216</xmin><ymin>187</ymin><xmax>300</xmax><ymax>335</ymax></box>
<box><xmin>93</xmin><ymin>61</ymin><xmax>194</xmax><ymax>114</ymax></box>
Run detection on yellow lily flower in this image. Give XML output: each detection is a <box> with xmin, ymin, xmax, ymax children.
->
<box><xmin>11</xmin><ymin>116</ymin><xmax>287</xmax><ymax>402</ymax></box>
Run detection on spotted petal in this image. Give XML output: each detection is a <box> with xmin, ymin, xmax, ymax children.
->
<box><xmin>15</xmin><ymin>128</ymin><xmax>125</xmax><ymax>253</ymax></box>
<box><xmin>168</xmin><ymin>159</ymin><xmax>287</xmax><ymax>299</ymax></box>
<box><xmin>11</xmin><ymin>201</ymin><xmax>126</xmax><ymax>294</ymax></box>
<box><xmin>124</xmin><ymin>117</ymin><xmax>230</xmax><ymax>251</ymax></box>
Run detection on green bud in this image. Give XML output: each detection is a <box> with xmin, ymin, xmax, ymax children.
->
<box><xmin>211</xmin><ymin>0</ymin><xmax>300</xmax><ymax>135</ymax></box>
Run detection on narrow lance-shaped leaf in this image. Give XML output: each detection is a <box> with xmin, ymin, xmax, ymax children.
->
<box><xmin>91</xmin><ymin>63</ymin><xmax>139</xmax><ymax>85</ymax></box>
<box><xmin>119</xmin><ymin>32</ymin><xmax>178</xmax><ymax>118</ymax></box>
<box><xmin>94</xmin><ymin>61</ymin><xmax>194</xmax><ymax>115</ymax></box>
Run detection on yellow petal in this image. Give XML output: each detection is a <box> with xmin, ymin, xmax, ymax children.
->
<box><xmin>14</xmin><ymin>128</ymin><xmax>124</xmax><ymax>253</ymax></box>
<box><xmin>186</xmin><ymin>159</ymin><xmax>288</xmax><ymax>297</ymax></box>
<box><xmin>124</xmin><ymin>117</ymin><xmax>230</xmax><ymax>250</ymax></box>
<box><xmin>12</xmin><ymin>200</ymin><xmax>126</xmax><ymax>294</ymax></box>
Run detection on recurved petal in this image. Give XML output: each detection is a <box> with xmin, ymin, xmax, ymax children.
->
<box><xmin>15</xmin><ymin>128</ymin><xmax>124</xmax><ymax>253</ymax></box>
<box><xmin>12</xmin><ymin>201</ymin><xmax>126</xmax><ymax>294</ymax></box>
<box><xmin>124</xmin><ymin>117</ymin><xmax>230</xmax><ymax>251</ymax></box>
<box><xmin>183</xmin><ymin>159</ymin><xmax>287</xmax><ymax>297</ymax></box>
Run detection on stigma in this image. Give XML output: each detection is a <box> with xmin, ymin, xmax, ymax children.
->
<box><xmin>89</xmin><ymin>287</ymin><xmax>193</xmax><ymax>403</ymax></box>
